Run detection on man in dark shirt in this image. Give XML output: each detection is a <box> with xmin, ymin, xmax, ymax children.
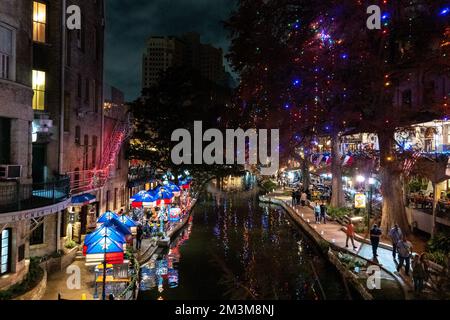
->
<box><xmin>370</xmin><ymin>224</ymin><xmax>382</xmax><ymax>257</ymax></box>
<box><xmin>320</xmin><ymin>202</ymin><xmax>327</xmax><ymax>224</ymax></box>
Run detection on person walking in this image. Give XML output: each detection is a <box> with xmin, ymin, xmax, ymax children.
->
<box><xmin>291</xmin><ymin>190</ymin><xmax>296</xmax><ymax>206</ymax></box>
<box><xmin>345</xmin><ymin>221</ymin><xmax>358</xmax><ymax>250</ymax></box>
<box><xmin>320</xmin><ymin>201</ymin><xmax>327</xmax><ymax>224</ymax></box>
<box><xmin>314</xmin><ymin>202</ymin><xmax>321</xmax><ymax>224</ymax></box>
<box><xmin>412</xmin><ymin>253</ymin><xmax>429</xmax><ymax>295</ymax></box>
<box><xmin>136</xmin><ymin>224</ymin><xmax>143</xmax><ymax>250</ymax></box>
<box><xmin>396</xmin><ymin>235</ymin><xmax>413</xmax><ymax>276</ymax></box>
<box><xmin>369</xmin><ymin>224</ymin><xmax>382</xmax><ymax>257</ymax></box>
<box><xmin>300</xmin><ymin>191</ymin><xmax>307</xmax><ymax>207</ymax></box>
<box><xmin>295</xmin><ymin>189</ymin><xmax>301</xmax><ymax>206</ymax></box>
<box><xmin>388</xmin><ymin>224</ymin><xmax>403</xmax><ymax>260</ymax></box>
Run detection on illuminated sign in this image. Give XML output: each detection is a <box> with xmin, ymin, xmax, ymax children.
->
<box><xmin>355</xmin><ymin>193</ymin><xmax>367</xmax><ymax>209</ymax></box>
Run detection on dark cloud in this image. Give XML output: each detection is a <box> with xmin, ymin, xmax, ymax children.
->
<box><xmin>105</xmin><ymin>0</ymin><xmax>237</xmax><ymax>101</ymax></box>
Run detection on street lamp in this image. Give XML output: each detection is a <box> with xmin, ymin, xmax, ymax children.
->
<box><xmin>367</xmin><ymin>178</ymin><xmax>376</xmax><ymax>234</ymax></box>
<box><xmin>356</xmin><ymin>175</ymin><xmax>366</xmax><ymax>184</ymax></box>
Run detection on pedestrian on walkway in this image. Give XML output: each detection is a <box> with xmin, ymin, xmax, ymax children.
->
<box><xmin>301</xmin><ymin>191</ymin><xmax>307</xmax><ymax>207</ymax></box>
<box><xmin>136</xmin><ymin>224</ymin><xmax>143</xmax><ymax>250</ymax></box>
<box><xmin>388</xmin><ymin>224</ymin><xmax>403</xmax><ymax>260</ymax></box>
<box><xmin>320</xmin><ymin>201</ymin><xmax>327</xmax><ymax>224</ymax></box>
<box><xmin>345</xmin><ymin>221</ymin><xmax>358</xmax><ymax>250</ymax></box>
<box><xmin>396</xmin><ymin>235</ymin><xmax>413</xmax><ymax>276</ymax></box>
<box><xmin>369</xmin><ymin>224</ymin><xmax>382</xmax><ymax>257</ymax></box>
<box><xmin>314</xmin><ymin>202</ymin><xmax>321</xmax><ymax>223</ymax></box>
<box><xmin>295</xmin><ymin>189</ymin><xmax>301</xmax><ymax>206</ymax></box>
<box><xmin>412</xmin><ymin>253</ymin><xmax>429</xmax><ymax>294</ymax></box>
<box><xmin>291</xmin><ymin>190</ymin><xmax>296</xmax><ymax>206</ymax></box>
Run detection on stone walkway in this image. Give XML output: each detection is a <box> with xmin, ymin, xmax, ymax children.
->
<box><xmin>266</xmin><ymin>190</ymin><xmax>420</xmax><ymax>299</ymax></box>
<box><xmin>41</xmin><ymin>260</ymin><xmax>95</xmax><ymax>300</ymax></box>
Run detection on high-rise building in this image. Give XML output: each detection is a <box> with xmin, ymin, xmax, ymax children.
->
<box><xmin>142</xmin><ymin>36</ymin><xmax>185</xmax><ymax>88</ymax></box>
<box><xmin>142</xmin><ymin>32</ymin><xmax>227</xmax><ymax>89</ymax></box>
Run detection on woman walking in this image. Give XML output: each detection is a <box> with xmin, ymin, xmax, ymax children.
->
<box><xmin>314</xmin><ymin>202</ymin><xmax>321</xmax><ymax>224</ymax></box>
<box><xmin>412</xmin><ymin>253</ymin><xmax>429</xmax><ymax>295</ymax></box>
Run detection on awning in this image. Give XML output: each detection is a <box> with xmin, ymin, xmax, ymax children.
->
<box><xmin>71</xmin><ymin>193</ymin><xmax>96</xmax><ymax>206</ymax></box>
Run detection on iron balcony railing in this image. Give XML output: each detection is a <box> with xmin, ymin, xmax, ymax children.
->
<box><xmin>0</xmin><ymin>176</ymin><xmax>71</xmax><ymax>214</ymax></box>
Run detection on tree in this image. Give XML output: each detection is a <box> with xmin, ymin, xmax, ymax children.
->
<box><xmin>128</xmin><ymin>66</ymin><xmax>242</xmax><ymax>179</ymax></box>
<box><xmin>226</xmin><ymin>0</ymin><xmax>450</xmax><ymax>234</ymax></box>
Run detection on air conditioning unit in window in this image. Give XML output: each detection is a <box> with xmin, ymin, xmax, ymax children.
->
<box><xmin>0</xmin><ymin>165</ymin><xmax>22</xmax><ymax>180</ymax></box>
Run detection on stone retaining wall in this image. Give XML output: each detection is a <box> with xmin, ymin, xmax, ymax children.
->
<box><xmin>13</xmin><ymin>269</ymin><xmax>47</xmax><ymax>300</ymax></box>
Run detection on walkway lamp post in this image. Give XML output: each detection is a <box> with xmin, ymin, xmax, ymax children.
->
<box><xmin>355</xmin><ymin>175</ymin><xmax>376</xmax><ymax>233</ymax></box>
<box><xmin>368</xmin><ymin>178</ymin><xmax>376</xmax><ymax>233</ymax></box>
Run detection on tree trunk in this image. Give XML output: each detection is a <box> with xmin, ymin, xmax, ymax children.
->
<box><xmin>330</xmin><ymin>133</ymin><xmax>345</xmax><ymax>208</ymax></box>
<box><xmin>301</xmin><ymin>157</ymin><xmax>311</xmax><ymax>192</ymax></box>
<box><xmin>378</xmin><ymin>130</ymin><xmax>410</xmax><ymax>235</ymax></box>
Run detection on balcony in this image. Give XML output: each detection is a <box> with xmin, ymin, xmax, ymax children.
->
<box><xmin>0</xmin><ymin>176</ymin><xmax>70</xmax><ymax>214</ymax></box>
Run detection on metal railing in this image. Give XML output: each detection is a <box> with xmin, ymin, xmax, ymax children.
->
<box><xmin>0</xmin><ymin>176</ymin><xmax>70</xmax><ymax>213</ymax></box>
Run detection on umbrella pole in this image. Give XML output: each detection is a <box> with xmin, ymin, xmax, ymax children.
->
<box><xmin>102</xmin><ymin>233</ymin><xmax>107</xmax><ymax>300</ymax></box>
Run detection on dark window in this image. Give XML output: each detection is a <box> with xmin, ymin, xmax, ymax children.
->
<box><xmin>18</xmin><ymin>244</ymin><xmax>25</xmax><ymax>262</ymax></box>
<box><xmin>92</xmin><ymin>136</ymin><xmax>98</xmax><ymax>168</ymax></box>
<box><xmin>106</xmin><ymin>190</ymin><xmax>111</xmax><ymax>211</ymax></box>
<box><xmin>75</xmin><ymin>125</ymin><xmax>81</xmax><ymax>144</ymax></box>
<box><xmin>83</xmin><ymin>135</ymin><xmax>89</xmax><ymax>170</ymax></box>
<box><xmin>114</xmin><ymin>188</ymin><xmax>118</xmax><ymax>210</ymax></box>
<box><xmin>0</xmin><ymin>117</ymin><xmax>11</xmax><ymax>164</ymax></box>
<box><xmin>1</xmin><ymin>228</ymin><xmax>11</xmax><ymax>274</ymax></box>
<box><xmin>60</xmin><ymin>210</ymin><xmax>67</xmax><ymax>237</ymax></box>
<box><xmin>94</xmin><ymin>81</ymin><xmax>99</xmax><ymax>113</ymax></box>
<box><xmin>77</xmin><ymin>74</ymin><xmax>82</xmax><ymax>98</ymax></box>
<box><xmin>85</xmin><ymin>79</ymin><xmax>90</xmax><ymax>105</ymax></box>
<box><xmin>120</xmin><ymin>187</ymin><xmax>125</xmax><ymax>207</ymax></box>
<box><xmin>64</xmin><ymin>93</ymin><xmax>71</xmax><ymax>132</ymax></box>
<box><xmin>30</xmin><ymin>222</ymin><xmax>44</xmax><ymax>246</ymax></box>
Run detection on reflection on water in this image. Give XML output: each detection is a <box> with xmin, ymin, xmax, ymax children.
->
<box><xmin>139</xmin><ymin>176</ymin><xmax>347</xmax><ymax>300</ymax></box>
<box><xmin>140</xmin><ymin>217</ymin><xmax>192</xmax><ymax>296</ymax></box>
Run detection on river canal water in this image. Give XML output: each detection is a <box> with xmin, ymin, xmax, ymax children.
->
<box><xmin>138</xmin><ymin>176</ymin><xmax>349</xmax><ymax>300</ymax></box>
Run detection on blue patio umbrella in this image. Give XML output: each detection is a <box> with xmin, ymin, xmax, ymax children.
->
<box><xmin>116</xmin><ymin>215</ymin><xmax>137</xmax><ymax>228</ymax></box>
<box><xmin>86</xmin><ymin>235</ymin><xmax>123</xmax><ymax>254</ymax></box>
<box><xmin>153</xmin><ymin>186</ymin><xmax>174</xmax><ymax>203</ymax></box>
<box><xmin>130</xmin><ymin>190</ymin><xmax>148</xmax><ymax>202</ymax></box>
<box><xmin>84</xmin><ymin>225</ymin><xmax>126</xmax><ymax>246</ymax></box>
<box><xmin>104</xmin><ymin>218</ymin><xmax>132</xmax><ymax>236</ymax></box>
<box><xmin>97</xmin><ymin>211</ymin><xmax>119</xmax><ymax>223</ymax></box>
<box><xmin>71</xmin><ymin>193</ymin><xmax>96</xmax><ymax>205</ymax></box>
<box><xmin>131</xmin><ymin>190</ymin><xmax>158</xmax><ymax>202</ymax></box>
<box><xmin>163</xmin><ymin>181</ymin><xmax>181</xmax><ymax>194</ymax></box>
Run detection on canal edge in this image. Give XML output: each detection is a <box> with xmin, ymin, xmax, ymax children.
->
<box><xmin>259</xmin><ymin>195</ymin><xmax>407</xmax><ymax>300</ymax></box>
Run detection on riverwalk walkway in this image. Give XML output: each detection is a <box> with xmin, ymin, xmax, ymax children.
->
<box><xmin>264</xmin><ymin>190</ymin><xmax>423</xmax><ymax>300</ymax></box>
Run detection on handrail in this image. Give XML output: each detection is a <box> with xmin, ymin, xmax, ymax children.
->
<box><xmin>0</xmin><ymin>176</ymin><xmax>70</xmax><ymax>213</ymax></box>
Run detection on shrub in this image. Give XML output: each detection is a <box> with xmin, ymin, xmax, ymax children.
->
<box><xmin>327</xmin><ymin>206</ymin><xmax>352</xmax><ymax>219</ymax></box>
<box><xmin>426</xmin><ymin>233</ymin><xmax>450</xmax><ymax>266</ymax></box>
<box><xmin>261</xmin><ymin>179</ymin><xmax>277</xmax><ymax>192</ymax></box>
<box><xmin>427</xmin><ymin>233</ymin><xmax>450</xmax><ymax>254</ymax></box>
<box><xmin>0</xmin><ymin>257</ymin><xmax>44</xmax><ymax>300</ymax></box>
<box><xmin>64</xmin><ymin>239</ymin><xmax>77</xmax><ymax>249</ymax></box>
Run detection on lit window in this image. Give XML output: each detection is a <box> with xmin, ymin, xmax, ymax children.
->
<box><xmin>1</xmin><ymin>229</ymin><xmax>11</xmax><ymax>275</ymax></box>
<box><xmin>33</xmin><ymin>1</ymin><xmax>46</xmax><ymax>43</ymax></box>
<box><xmin>32</xmin><ymin>70</ymin><xmax>46</xmax><ymax>110</ymax></box>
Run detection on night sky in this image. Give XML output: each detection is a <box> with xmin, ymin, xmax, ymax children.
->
<box><xmin>105</xmin><ymin>0</ymin><xmax>237</xmax><ymax>101</ymax></box>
